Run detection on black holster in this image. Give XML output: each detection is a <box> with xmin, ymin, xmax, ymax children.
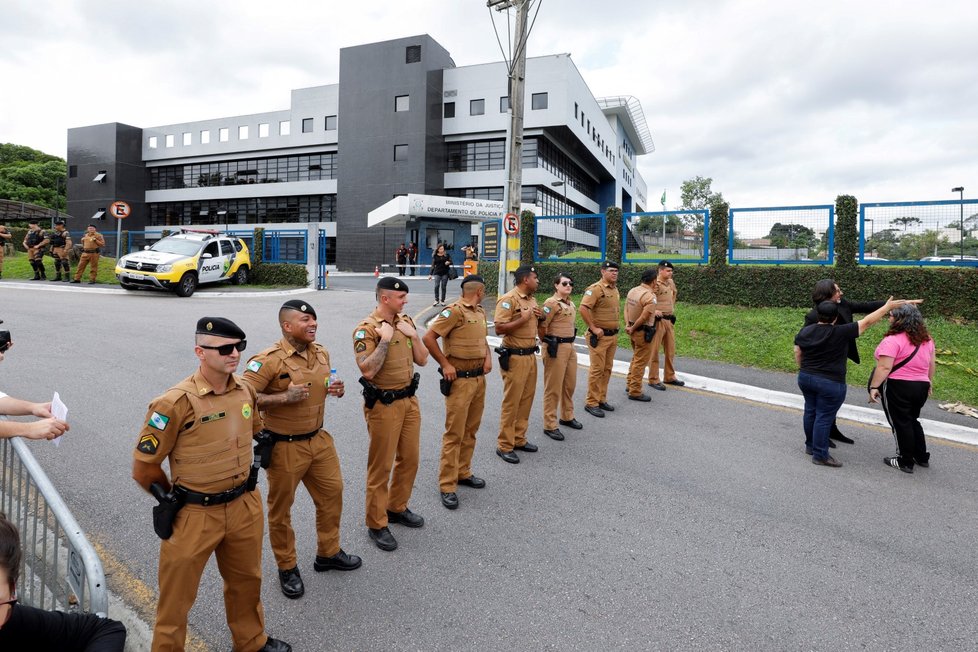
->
<box><xmin>438</xmin><ymin>367</ymin><xmax>453</xmax><ymax>397</ymax></box>
<box><xmin>246</xmin><ymin>458</ymin><xmax>261</xmax><ymax>491</ymax></box>
<box><xmin>643</xmin><ymin>324</ymin><xmax>656</xmax><ymax>343</ymax></box>
<box><xmin>253</xmin><ymin>430</ymin><xmax>275</xmax><ymax>469</ymax></box>
<box><xmin>494</xmin><ymin>347</ymin><xmax>511</xmax><ymax>371</ymax></box>
<box><xmin>665</xmin><ymin>314</ymin><xmax>676</xmax><ymax>324</ymax></box>
<box><xmin>542</xmin><ymin>335</ymin><xmax>559</xmax><ymax>358</ymax></box>
<box><xmin>589</xmin><ymin>332</ymin><xmax>599</xmax><ymax>348</ymax></box>
<box><xmin>150</xmin><ymin>482</ymin><xmax>185</xmax><ymax>540</ymax></box>
<box><xmin>359</xmin><ymin>376</ymin><xmax>379</xmax><ymax>409</ymax></box>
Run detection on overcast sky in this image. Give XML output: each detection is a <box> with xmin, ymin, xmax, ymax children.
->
<box><xmin>1</xmin><ymin>0</ymin><xmax>975</xmax><ymax>209</ymax></box>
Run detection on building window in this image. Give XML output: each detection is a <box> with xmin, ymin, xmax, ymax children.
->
<box><xmin>443</xmin><ymin>102</ymin><xmax>455</xmax><ymax>119</ymax></box>
<box><xmin>93</xmin><ymin>171</ymin><xmax>107</xmax><ymax>182</ymax></box>
<box><xmin>259</xmin><ymin>123</ymin><xmax>269</xmax><ymax>138</ymax></box>
<box><xmin>395</xmin><ymin>95</ymin><xmax>410</xmax><ymax>112</ymax></box>
<box><xmin>470</xmin><ymin>99</ymin><xmax>485</xmax><ymax>116</ymax></box>
<box><xmin>394</xmin><ymin>144</ymin><xmax>408</xmax><ymax>161</ymax></box>
<box><xmin>581</xmin><ymin>112</ymin><xmax>585</xmax><ymax>127</ymax></box>
<box><xmin>148</xmin><ymin>136</ymin><xmax>158</xmax><ymax>149</ymax></box>
<box><xmin>238</xmin><ymin>125</ymin><xmax>249</xmax><ymax>140</ymax></box>
<box><xmin>165</xmin><ymin>134</ymin><xmax>174</xmax><ymax>148</ymax></box>
<box><xmin>325</xmin><ymin>115</ymin><xmax>337</xmax><ymax>131</ymax></box>
<box><xmin>200</xmin><ymin>130</ymin><xmax>210</xmax><ymax>144</ymax></box>
<box><xmin>446</xmin><ymin>140</ymin><xmax>505</xmax><ymax>172</ymax></box>
<box><xmin>219</xmin><ymin>128</ymin><xmax>229</xmax><ymax>142</ymax></box>
<box><xmin>182</xmin><ymin>132</ymin><xmax>192</xmax><ymax>146</ymax></box>
<box><xmin>499</xmin><ymin>96</ymin><xmax>510</xmax><ymax>113</ymax></box>
<box><xmin>574</xmin><ymin>102</ymin><xmax>578</xmax><ymax>119</ymax></box>
<box><xmin>147</xmin><ymin>152</ymin><xmax>339</xmax><ymax>190</ymax></box>
<box><xmin>280</xmin><ymin>120</ymin><xmax>291</xmax><ymax>136</ymax></box>
<box><xmin>302</xmin><ymin>118</ymin><xmax>313</xmax><ymax>133</ymax></box>
<box><xmin>68</xmin><ymin>165</ymin><xmax>77</xmax><ymax>178</ymax></box>
<box><xmin>405</xmin><ymin>45</ymin><xmax>421</xmax><ymax>63</ymax></box>
<box><xmin>531</xmin><ymin>92</ymin><xmax>548</xmax><ymax>110</ymax></box>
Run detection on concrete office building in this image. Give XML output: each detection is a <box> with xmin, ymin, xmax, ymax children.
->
<box><xmin>67</xmin><ymin>34</ymin><xmax>653</xmax><ymax>270</ymax></box>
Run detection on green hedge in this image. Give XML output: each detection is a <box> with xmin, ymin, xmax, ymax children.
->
<box><xmin>478</xmin><ymin>260</ymin><xmax>977</xmax><ymax>320</ymax></box>
<box><xmin>253</xmin><ymin>262</ymin><xmax>307</xmax><ymax>286</ymax></box>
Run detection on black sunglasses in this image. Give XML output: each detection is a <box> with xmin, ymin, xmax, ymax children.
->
<box><xmin>0</xmin><ymin>596</ymin><xmax>16</xmax><ymax>608</ymax></box>
<box><xmin>559</xmin><ymin>281</ymin><xmax>574</xmax><ymax>287</ymax></box>
<box><xmin>199</xmin><ymin>340</ymin><xmax>247</xmax><ymax>356</ymax></box>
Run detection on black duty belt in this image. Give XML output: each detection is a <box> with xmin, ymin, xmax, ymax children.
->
<box><xmin>175</xmin><ymin>482</ymin><xmax>248</xmax><ymax>506</ymax></box>
<box><xmin>268</xmin><ymin>429</ymin><xmax>319</xmax><ymax>442</ymax></box>
<box><xmin>501</xmin><ymin>346</ymin><xmax>539</xmax><ymax>356</ymax></box>
<box><xmin>455</xmin><ymin>368</ymin><xmax>485</xmax><ymax>378</ymax></box>
<box><xmin>600</xmin><ymin>328</ymin><xmax>619</xmax><ymax>336</ymax></box>
<box><xmin>552</xmin><ymin>335</ymin><xmax>576</xmax><ymax>344</ymax></box>
<box><xmin>83</xmin><ymin>249</ymin><xmax>99</xmax><ymax>253</ymax></box>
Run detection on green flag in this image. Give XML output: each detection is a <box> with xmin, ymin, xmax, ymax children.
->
<box><xmin>660</xmin><ymin>190</ymin><xmax>666</xmax><ymax>207</ymax></box>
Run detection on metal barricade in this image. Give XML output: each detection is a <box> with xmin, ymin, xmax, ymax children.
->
<box><xmin>0</xmin><ymin>423</ymin><xmax>109</xmax><ymax>617</ymax></box>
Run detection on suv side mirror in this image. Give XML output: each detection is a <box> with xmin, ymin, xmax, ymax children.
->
<box><xmin>144</xmin><ymin>245</ymin><xmax>150</xmax><ymax>250</ymax></box>
<box><xmin>201</xmin><ymin>253</ymin><xmax>213</xmax><ymax>259</ymax></box>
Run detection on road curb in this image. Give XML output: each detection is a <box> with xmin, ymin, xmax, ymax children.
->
<box><xmin>0</xmin><ymin>281</ymin><xmax>315</xmax><ymax>298</ymax></box>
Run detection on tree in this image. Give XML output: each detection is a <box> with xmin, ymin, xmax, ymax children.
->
<box><xmin>765</xmin><ymin>223</ymin><xmax>816</xmax><ymax>249</ymax></box>
<box><xmin>0</xmin><ymin>144</ymin><xmax>66</xmax><ymax>212</ymax></box>
<box><xmin>680</xmin><ymin>176</ymin><xmax>723</xmax><ymax>210</ymax></box>
<box><xmin>890</xmin><ymin>216</ymin><xmax>922</xmax><ymax>232</ymax></box>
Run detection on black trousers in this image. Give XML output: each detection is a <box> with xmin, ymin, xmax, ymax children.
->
<box><xmin>879</xmin><ymin>378</ymin><xmax>930</xmax><ymax>467</ymax></box>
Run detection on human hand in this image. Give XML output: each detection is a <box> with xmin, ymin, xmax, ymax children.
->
<box><xmin>395</xmin><ymin>319</ymin><xmax>417</xmax><ymax>338</ymax></box>
<box><xmin>285</xmin><ymin>383</ymin><xmax>310</xmax><ymax>403</ymax></box>
<box><xmin>327</xmin><ymin>379</ymin><xmax>345</xmax><ymax>398</ymax></box>
<box><xmin>532</xmin><ymin>306</ymin><xmax>544</xmax><ymax>320</ymax></box>
<box><xmin>482</xmin><ymin>359</ymin><xmax>492</xmax><ymax>375</ymax></box>
<box><xmin>32</xmin><ymin>402</ymin><xmax>54</xmax><ymax>419</ymax></box>
<box><xmin>654</xmin><ymin>310</ymin><xmax>663</xmax><ymax>319</ymax></box>
<box><xmin>378</xmin><ymin>322</ymin><xmax>395</xmax><ymax>342</ymax></box>
<box><xmin>868</xmin><ymin>388</ymin><xmax>881</xmax><ymax>404</ymax></box>
<box><xmin>442</xmin><ymin>363</ymin><xmax>457</xmax><ymax>381</ymax></box>
<box><xmin>427</xmin><ymin>276</ymin><xmax>433</xmax><ymax>281</ymax></box>
<box><xmin>25</xmin><ymin>418</ymin><xmax>69</xmax><ymax>440</ymax></box>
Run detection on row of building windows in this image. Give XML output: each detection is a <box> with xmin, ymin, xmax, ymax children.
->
<box><xmin>148</xmin><ymin>115</ymin><xmax>339</xmax><ymax>150</ymax></box>
<box><xmin>443</xmin><ymin>92</ymin><xmax>548</xmax><ymax>119</ymax></box>
<box><xmin>148</xmin><ymin>153</ymin><xmax>338</xmax><ymax>190</ymax></box>
<box><xmin>147</xmin><ymin>195</ymin><xmax>336</xmax><ymax>226</ymax></box>
<box><xmin>445</xmin><ymin>184</ymin><xmax>581</xmax><ymax>217</ymax></box>
<box><xmin>573</xmin><ymin>102</ymin><xmax>616</xmax><ymax>166</ymax></box>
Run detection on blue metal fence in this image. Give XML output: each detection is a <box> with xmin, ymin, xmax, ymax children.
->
<box><xmin>728</xmin><ymin>204</ymin><xmax>834</xmax><ymax>265</ymax></box>
<box><xmin>623</xmin><ymin>210</ymin><xmax>709</xmax><ymax>265</ymax></box>
<box><xmin>533</xmin><ymin>214</ymin><xmax>605</xmax><ymax>262</ymax></box>
<box><xmin>860</xmin><ymin>199</ymin><xmax>978</xmax><ymax>266</ymax></box>
<box><xmin>317</xmin><ymin>229</ymin><xmax>329</xmax><ymax>289</ymax></box>
<box><xmin>262</xmin><ymin>230</ymin><xmax>308</xmax><ymax>264</ymax></box>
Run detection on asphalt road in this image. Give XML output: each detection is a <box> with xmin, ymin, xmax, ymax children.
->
<box><xmin>2</xmin><ymin>282</ymin><xmax>977</xmax><ymax>651</ymax></box>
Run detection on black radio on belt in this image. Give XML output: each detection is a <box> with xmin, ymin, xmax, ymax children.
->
<box><xmin>0</xmin><ymin>320</ymin><xmax>11</xmax><ymax>353</ymax></box>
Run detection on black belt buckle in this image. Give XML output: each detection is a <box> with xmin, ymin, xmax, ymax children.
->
<box><xmin>380</xmin><ymin>390</ymin><xmax>396</xmax><ymax>405</ymax></box>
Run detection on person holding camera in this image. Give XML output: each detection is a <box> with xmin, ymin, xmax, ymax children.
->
<box><xmin>130</xmin><ymin>316</ymin><xmax>290</xmax><ymax>652</ymax></box>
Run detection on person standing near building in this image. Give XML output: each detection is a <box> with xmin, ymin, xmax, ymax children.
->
<box><xmin>71</xmin><ymin>224</ymin><xmax>105</xmax><ymax>285</ymax></box>
<box><xmin>493</xmin><ymin>265</ymin><xmax>542</xmax><ymax>463</ymax></box>
<box><xmin>580</xmin><ymin>261</ymin><xmax>621</xmax><ymax>418</ymax></box>
<box><xmin>0</xmin><ymin>224</ymin><xmax>12</xmax><ymax>279</ymax></box>
<box><xmin>624</xmin><ymin>268</ymin><xmax>658</xmax><ymax>402</ymax></box>
<box><xmin>407</xmin><ymin>242</ymin><xmax>418</xmax><ymax>276</ymax></box>
<box><xmin>648</xmin><ymin>260</ymin><xmax>685</xmax><ymax>391</ymax></box>
<box><xmin>353</xmin><ymin>277</ymin><xmax>429</xmax><ymax>552</ymax></box>
<box><xmin>461</xmin><ymin>244</ymin><xmax>478</xmax><ymax>277</ymax></box>
<box><xmin>47</xmin><ymin>221</ymin><xmax>73</xmax><ymax>282</ymax></box>
<box><xmin>131</xmin><ymin>317</ymin><xmax>290</xmax><ymax>652</ymax></box>
<box><xmin>243</xmin><ymin>300</ymin><xmax>361</xmax><ymax>600</ymax></box>
<box><xmin>538</xmin><ymin>272</ymin><xmax>581</xmax><ymax>440</ymax></box>
<box><xmin>22</xmin><ymin>220</ymin><xmax>48</xmax><ymax>281</ymax></box>
<box><xmin>428</xmin><ymin>243</ymin><xmax>452</xmax><ymax>305</ymax></box>
<box><xmin>422</xmin><ymin>275</ymin><xmax>491</xmax><ymax>510</ymax></box>
<box><xmin>395</xmin><ymin>243</ymin><xmax>408</xmax><ymax>276</ymax></box>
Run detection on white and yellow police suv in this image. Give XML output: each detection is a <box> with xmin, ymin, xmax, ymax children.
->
<box><xmin>115</xmin><ymin>229</ymin><xmax>251</xmax><ymax>297</ymax></box>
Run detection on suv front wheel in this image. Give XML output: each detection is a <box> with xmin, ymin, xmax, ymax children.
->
<box><xmin>174</xmin><ymin>272</ymin><xmax>198</xmax><ymax>297</ymax></box>
<box><xmin>230</xmin><ymin>266</ymin><xmax>249</xmax><ymax>285</ymax></box>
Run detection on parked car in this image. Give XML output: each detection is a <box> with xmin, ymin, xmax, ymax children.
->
<box><xmin>115</xmin><ymin>229</ymin><xmax>250</xmax><ymax>297</ymax></box>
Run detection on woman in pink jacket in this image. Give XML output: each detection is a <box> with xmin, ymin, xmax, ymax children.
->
<box><xmin>868</xmin><ymin>304</ymin><xmax>935</xmax><ymax>474</ymax></box>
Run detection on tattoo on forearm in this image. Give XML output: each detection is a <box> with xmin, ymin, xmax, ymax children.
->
<box><xmin>360</xmin><ymin>341</ymin><xmax>389</xmax><ymax>376</ymax></box>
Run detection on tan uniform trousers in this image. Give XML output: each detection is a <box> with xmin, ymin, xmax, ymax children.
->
<box><xmin>364</xmin><ymin>396</ymin><xmax>420</xmax><ymax>529</ymax></box>
<box><xmin>496</xmin><ymin>354</ymin><xmax>537</xmax><ymax>452</ymax></box>
<box><xmin>154</xmin><ymin>490</ymin><xmax>266</xmax><ymax>652</ymax></box>
<box><xmin>585</xmin><ymin>335</ymin><xmax>617</xmax><ymax>407</ymax></box>
<box><xmin>27</xmin><ymin>247</ymin><xmax>44</xmax><ymax>262</ymax></box>
<box><xmin>542</xmin><ymin>343</ymin><xmax>577</xmax><ymax>429</ymax></box>
<box><xmin>52</xmin><ymin>246</ymin><xmax>70</xmax><ymax>261</ymax></box>
<box><xmin>75</xmin><ymin>252</ymin><xmax>99</xmax><ymax>281</ymax></box>
<box><xmin>647</xmin><ymin>318</ymin><xmax>678</xmax><ymax>385</ymax></box>
<box><xmin>266</xmin><ymin>430</ymin><xmax>343</xmax><ymax>569</ymax></box>
<box><xmin>438</xmin><ymin>375</ymin><xmax>485</xmax><ymax>491</ymax></box>
<box><xmin>626</xmin><ymin>331</ymin><xmax>654</xmax><ymax>396</ymax></box>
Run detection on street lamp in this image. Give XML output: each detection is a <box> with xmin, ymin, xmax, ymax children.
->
<box><xmin>550</xmin><ymin>179</ymin><xmax>568</xmax><ymax>252</ymax></box>
<box><xmin>952</xmin><ymin>186</ymin><xmax>964</xmax><ymax>260</ymax></box>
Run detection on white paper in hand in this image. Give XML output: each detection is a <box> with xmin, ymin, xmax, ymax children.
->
<box><xmin>51</xmin><ymin>392</ymin><xmax>68</xmax><ymax>447</ymax></box>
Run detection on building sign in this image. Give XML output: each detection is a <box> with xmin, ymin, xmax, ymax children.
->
<box><xmin>482</xmin><ymin>221</ymin><xmax>500</xmax><ymax>260</ymax></box>
<box><xmin>409</xmin><ymin>195</ymin><xmax>509</xmax><ymax>221</ymax></box>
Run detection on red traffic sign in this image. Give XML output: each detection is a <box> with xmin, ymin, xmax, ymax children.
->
<box><xmin>503</xmin><ymin>213</ymin><xmax>520</xmax><ymax>235</ymax></box>
<box><xmin>108</xmin><ymin>201</ymin><xmax>132</xmax><ymax>219</ymax></box>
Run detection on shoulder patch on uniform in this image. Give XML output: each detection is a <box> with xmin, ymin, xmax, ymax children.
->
<box><xmin>584</xmin><ymin>290</ymin><xmax>593</xmax><ymax>296</ymax></box>
<box><xmin>147</xmin><ymin>411</ymin><xmax>169</xmax><ymax>431</ymax></box>
<box><xmin>241</xmin><ymin>404</ymin><xmax>253</xmax><ymax>419</ymax></box>
<box><xmin>354</xmin><ymin>329</ymin><xmax>366</xmax><ymax>340</ymax></box>
<box><xmin>354</xmin><ymin>340</ymin><xmax>367</xmax><ymax>353</ymax></box>
<box><xmin>137</xmin><ymin>434</ymin><xmax>159</xmax><ymax>455</ymax></box>
<box><xmin>440</xmin><ymin>309</ymin><xmax>452</xmax><ymax>318</ymax></box>
<box><xmin>501</xmin><ymin>301</ymin><xmax>511</xmax><ymax>309</ymax></box>
<box><xmin>543</xmin><ymin>306</ymin><xmax>551</xmax><ymax>313</ymax></box>
<box><xmin>246</xmin><ymin>360</ymin><xmax>262</xmax><ymax>372</ymax></box>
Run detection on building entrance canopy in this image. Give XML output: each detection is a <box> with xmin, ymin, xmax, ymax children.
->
<box><xmin>367</xmin><ymin>193</ymin><xmax>535</xmax><ymax>228</ymax></box>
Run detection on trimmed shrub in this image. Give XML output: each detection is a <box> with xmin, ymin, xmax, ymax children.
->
<box><xmin>253</xmin><ymin>262</ymin><xmax>307</xmax><ymax>286</ymax></box>
<box><xmin>835</xmin><ymin>194</ymin><xmax>858</xmax><ymax>270</ymax></box>
<box><xmin>708</xmin><ymin>198</ymin><xmax>729</xmax><ymax>267</ymax></box>
<box><xmin>606</xmin><ymin>206</ymin><xmax>622</xmax><ymax>264</ymax></box>
<box><xmin>519</xmin><ymin>209</ymin><xmax>535</xmax><ymax>265</ymax></box>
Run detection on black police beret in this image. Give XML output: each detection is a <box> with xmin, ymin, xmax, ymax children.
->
<box><xmin>658</xmin><ymin>260</ymin><xmax>674</xmax><ymax>269</ymax></box>
<box><xmin>601</xmin><ymin>261</ymin><xmax>620</xmax><ymax>269</ymax></box>
<box><xmin>514</xmin><ymin>265</ymin><xmax>536</xmax><ymax>276</ymax></box>
<box><xmin>196</xmin><ymin>317</ymin><xmax>246</xmax><ymax>340</ymax></box>
<box><xmin>377</xmin><ymin>277</ymin><xmax>409</xmax><ymax>292</ymax></box>
<box><xmin>460</xmin><ymin>274</ymin><xmax>484</xmax><ymax>288</ymax></box>
<box><xmin>281</xmin><ymin>299</ymin><xmax>316</xmax><ymax>319</ymax></box>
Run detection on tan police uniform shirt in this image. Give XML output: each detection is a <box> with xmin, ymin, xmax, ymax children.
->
<box><xmin>625</xmin><ymin>284</ymin><xmax>657</xmax><ymax>326</ymax></box>
<box><xmin>80</xmin><ymin>231</ymin><xmax>105</xmax><ymax>252</ymax></box>
<box><xmin>133</xmin><ymin>370</ymin><xmax>262</xmax><ymax>493</ymax></box>
<box><xmin>353</xmin><ymin>310</ymin><xmax>417</xmax><ymax>389</ymax></box>
<box><xmin>427</xmin><ymin>299</ymin><xmax>488</xmax><ymax>372</ymax></box>
<box><xmin>653</xmin><ymin>278</ymin><xmax>677</xmax><ymax>315</ymax></box>
<box><xmin>541</xmin><ymin>294</ymin><xmax>576</xmax><ymax>338</ymax></box>
<box><xmin>243</xmin><ymin>338</ymin><xmax>331</xmax><ymax>435</ymax></box>
<box><xmin>494</xmin><ymin>287</ymin><xmax>539</xmax><ymax>348</ymax></box>
<box><xmin>580</xmin><ymin>280</ymin><xmax>621</xmax><ymax>329</ymax></box>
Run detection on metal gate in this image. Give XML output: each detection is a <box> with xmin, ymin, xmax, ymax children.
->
<box><xmin>317</xmin><ymin>229</ymin><xmax>329</xmax><ymax>289</ymax></box>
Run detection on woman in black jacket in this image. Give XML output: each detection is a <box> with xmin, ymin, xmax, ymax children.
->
<box><xmin>427</xmin><ymin>244</ymin><xmax>453</xmax><ymax>305</ymax></box>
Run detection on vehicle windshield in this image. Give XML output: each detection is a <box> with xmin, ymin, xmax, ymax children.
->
<box><xmin>149</xmin><ymin>239</ymin><xmax>203</xmax><ymax>256</ymax></box>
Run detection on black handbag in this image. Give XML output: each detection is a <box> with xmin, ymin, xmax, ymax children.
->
<box><xmin>867</xmin><ymin>344</ymin><xmax>920</xmax><ymax>394</ymax></box>
<box><xmin>447</xmin><ymin>257</ymin><xmax>458</xmax><ymax>280</ymax></box>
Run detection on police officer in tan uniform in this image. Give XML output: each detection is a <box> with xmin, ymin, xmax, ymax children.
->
<box><xmin>422</xmin><ymin>275</ymin><xmax>491</xmax><ymax>510</ymax></box>
<box><xmin>538</xmin><ymin>273</ymin><xmax>582</xmax><ymax>440</ymax></box>
<box><xmin>624</xmin><ymin>269</ymin><xmax>658</xmax><ymax>401</ymax></box>
<box><xmin>0</xmin><ymin>224</ymin><xmax>12</xmax><ymax>279</ymax></box>
<box><xmin>648</xmin><ymin>260</ymin><xmax>685</xmax><ymax>390</ymax></box>
<box><xmin>47</xmin><ymin>221</ymin><xmax>72</xmax><ymax>282</ymax></box>
<box><xmin>131</xmin><ymin>317</ymin><xmax>290</xmax><ymax>652</ymax></box>
<box><xmin>23</xmin><ymin>221</ymin><xmax>48</xmax><ymax>280</ymax></box>
<box><xmin>354</xmin><ymin>277</ymin><xmax>429</xmax><ymax>551</ymax></box>
<box><xmin>493</xmin><ymin>265</ymin><xmax>542</xmax><ymax>463</ymax></box>
<box><xmin>580</xmin><ymin>261</ymin><xmax>621</xmax><ymax>418</ymax></box>
<box><xmin>243</xmin><ymin>300</ymin><xmax>361</xmax><ymax>600</ymax></box>
<box><xmin>71</xmin><ymin>224</ymin><xmax>106</xmax><ymax>284</ymax></box>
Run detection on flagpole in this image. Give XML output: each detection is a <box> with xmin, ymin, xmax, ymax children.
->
<box><xmin>660</xmin><ymin>189</ymin><xmax>666</xmax><ymax>250</ymax></box>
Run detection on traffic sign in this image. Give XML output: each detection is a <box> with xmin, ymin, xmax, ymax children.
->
<box><xmin>108</xmin><ymin>201</ymin><xmax>132</xmax><ymax>219</ymax></box>
<box><xmin>503</xmin><ymin>212</ymin><xmax>519</xmax><ymax>235</ymax></box>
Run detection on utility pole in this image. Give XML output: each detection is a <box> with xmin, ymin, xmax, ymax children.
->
<box><xmin>493</xmin><ymin>0</ymin><xmax>531</xmax><ymax>295</ymax></box>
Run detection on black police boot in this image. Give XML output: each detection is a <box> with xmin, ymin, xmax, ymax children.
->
<box><xmin>38</xmin><ymin>263</ymin><xmax>46</xmax><ymax>279</ymax></box>
<box><xmin>31</xmin><ymin>261</ymin><xmax>41</xmax><ymax>280</ymax></box>
<box><xmin>62</xmin><ymin>265</ymin><xmax>71</xmax><ymax>282</ymax></box>
<box><xmin>277</xmin><ymin>567</ymin><xmax>304</xmax><ymax>599</ymax></box>
<box><xmin>51</xmin><ymin>270</ymin><xmax>62</xmax><ymax>282</ymax></box>
<box><xmin>259</xmin><ymin>637</ymin><xmax>292</xmax><ymax>652</ymax></box>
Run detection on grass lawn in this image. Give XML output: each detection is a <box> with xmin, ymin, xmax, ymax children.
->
<box><xmin>1</xmin><ymin>251</ymin><xmax>119</xmax><ymax>284</ymax></box>
<box><xmin>536</xmin><ymin>292</ymin><xmax>978</xmax><ymax>406</ymax></box>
